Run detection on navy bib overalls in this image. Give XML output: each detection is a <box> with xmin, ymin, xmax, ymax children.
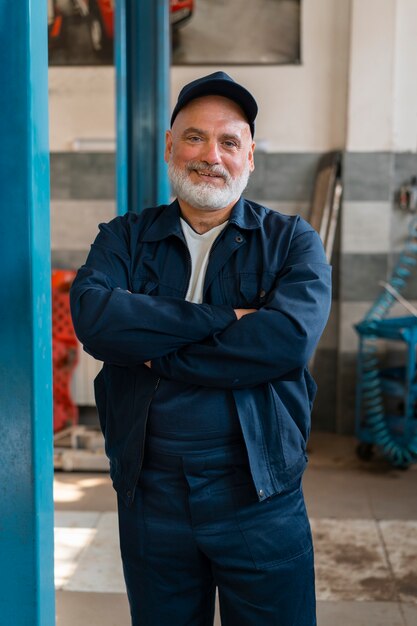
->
<box><xmin>117</xmin><ymin>429</ymin><xmax>316</xmax><ymax>625</ymax></box>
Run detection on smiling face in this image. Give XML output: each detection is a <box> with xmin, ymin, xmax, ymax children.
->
<box><xmin>165</xmin><ymin>95</ymin><xmax>255</xmax><ymax>212</ymax></box>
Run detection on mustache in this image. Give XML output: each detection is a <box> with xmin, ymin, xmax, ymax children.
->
<box><xmin>186</xmin><ymin>161</ymin><xmax>230</xmax><ymax>182</ymax></box>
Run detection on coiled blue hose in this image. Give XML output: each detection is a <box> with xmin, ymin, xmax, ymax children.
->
<box><xmin>358</xmin><ymin>217</ymin><xmax>417</xmax><ymax>466</ymax></box>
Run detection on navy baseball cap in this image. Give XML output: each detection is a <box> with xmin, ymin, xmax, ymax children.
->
<box><xmin>170</xmin><ymin>71</ymin><xmax>258</xmax><ymax>137</ymax></box>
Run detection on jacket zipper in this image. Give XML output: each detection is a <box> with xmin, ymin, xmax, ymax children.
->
<box><xmin>130</xmin><ymin>236</ymin><xmax>189</xmax><ymax>499</ymax></box>
<box><xmin>182</xmin><ymin>241</ymin><xmax>192</xmax><ymax>298</ymax></box>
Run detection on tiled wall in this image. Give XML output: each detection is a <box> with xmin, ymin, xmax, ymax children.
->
<box><xmin>50</xmin><ymin>151</ymin><xmax>321</xmax><ymax>268</ymax></box>
<box><xmin>52</xmin><ymin>151</ymin><xmax>336</xmax><ymax>425</ymax></box>
<box><xmin>52</xmin><ymin>150</ymin><xmax>417</xmax><ymax>432</ymax></box>
<box><xmin>51</xmin><ymin>154</ymin><xmax>116</xmax><ymax>270</ymax></box>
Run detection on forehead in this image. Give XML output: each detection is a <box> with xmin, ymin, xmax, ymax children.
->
<box><xmin>172</xmin><ymin>95</ymin><xmax>250</xmax><ymax>136</ymax></box>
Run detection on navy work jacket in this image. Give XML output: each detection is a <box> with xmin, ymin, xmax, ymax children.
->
<box><xmin>70</xmin><ymin>198</ymin><xmax>332</xmax><ymax>507</ymax></box>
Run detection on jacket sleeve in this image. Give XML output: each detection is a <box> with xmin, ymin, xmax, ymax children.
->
<box><xmin>151</xmin><ymin>228</ymin><xmax>332</xmax><ymax>388</ymax></box>
<box><xmin>70</xmin><ymin>216</ymin><xmax>236</xmax><ymax>366</ymax></box>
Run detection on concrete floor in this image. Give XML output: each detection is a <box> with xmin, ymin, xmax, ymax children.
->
<box><xmin>54</xmin><ymin>433</ymin><xmax>417</xmax><ymax>625</ymax></box>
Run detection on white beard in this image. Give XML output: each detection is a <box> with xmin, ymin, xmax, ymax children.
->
<box><xmin>168</xmin><ymin>157</ymin><xmax>251</xmax><ymax>211</ymax></box>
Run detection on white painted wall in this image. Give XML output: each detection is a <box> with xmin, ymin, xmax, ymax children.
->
<box><xmin>346</xmin><ymin>0</ymin><xmax>417</xmax><ymax>152</ymax></box>
<box><xmin>49</xmin><ymin>0</ymin><xmax>351</xmax><ymax>153</ymax></box>
<box><xmin>48</xmin><ymin>0</ymin><xmax>417</xmax><ymax>155</ymax></box>
<box><xmin>346</xmin><ymin>0</ymin><xmax>396</xmax><ymax>151</ymax></box>
<box><xmin>171</xmin><ymin>0</ymin><xmax>351</xmax><ymax>152</ymax></box>
<box><xmin>393</xmin><ymin>0</ymin><xmax>417</xmax><ymax>152</ymax></box>
<box><xmin>48</xmin><ymin>67</ymin><xmax>115</xmax><ymax>152</ymax></box>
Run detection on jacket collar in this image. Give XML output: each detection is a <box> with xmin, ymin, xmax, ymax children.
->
<box><xmin>140</xmin><ymin>197</ymin><xmax>261</xmax><ymax>243</ymax></box>
<box><xmin>140</xmin><ymin>200</ymin><xmax>183</xmax><ymax>242</ymax></box>
<box><xmin>228</xmin><ymin>197</ymin><xmax>262</xmax><ymax>230</ymax></box>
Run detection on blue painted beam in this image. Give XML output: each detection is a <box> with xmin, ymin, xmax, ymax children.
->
<box><xmin>0</xmin><ymin>1</ymin><xmax>55</xmax><ymax>624</ymax></box>
<box><xmin>115</xmin><ymin>0</ymin><xmax>170</xmax><ymax>216</ymax></box>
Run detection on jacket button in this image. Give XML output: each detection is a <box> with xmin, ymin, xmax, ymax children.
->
<box><xmin>259</xmin><ymin>289</ymin><xmax>266</xmax><ymax>298</ymax></box>
<box><xmin>258</xmin><ymin>489</ymin><xmax>264</xmax><ymax>497</ymax></box>
<box><xmin>127</xmin><ymin>491</ymin><xmax>132</xmax><ymax>498</ymax></box>
<box><xmin>235</xmin><ymin>235</ymin><xmax>243</xmax><ymax>243</ymax></box>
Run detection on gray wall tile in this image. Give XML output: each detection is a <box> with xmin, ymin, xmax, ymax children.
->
<box><xmin>342</xmin><ymin>201</ymin><xmax>392</xmax><ymax>253</ymax></box>
<box><xmin>246</xmin><ymin>152</ymin><xmax>321</xmax><ymax>201</ymax></box>
<box><xmin>343</xmin><ymin>152</ymin><xmax>393</xmax><ymax>201</ymax></box>
<box><xmin>340</xmin><ymin>253</ymin><xmax>388</xmax><ymax>301</ymax></box>
<box><xmin>50</xmin><ymin>153</ymin><xmax>73</xmax><ymax>200</ymax></box>
<box><xmin>339</xmin><ymin>302</ymin><xmax>373</xmax><ymax>353</ymax></box>
<box><xmin>51</xmin><ymin>153</ymin><xmax>115</xmax><ymax>200</ymax></box>
<box><xmin>394</xmin><ymin>153</ymin><xmax>417</xmax><ymax>189</ymax></box>
<box><xmin>51</xmin><ymin>200</ymin><xmax>116</xmax><ymax>250</ymax></box>
<box><xmin>51</xmin><ymin>151</ymin><xmax>322</xmax><ymax>204</ymax></box>
<box><xmin>390</xmin><ymin>208</ymin><xmax>417</xmax><ymax>252</ymax></box>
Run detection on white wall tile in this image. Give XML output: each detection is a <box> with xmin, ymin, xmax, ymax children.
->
<box><xmin>51</xmin><ymin>200</ymin><xmax>116</xmax><ymax>250</ymax></box>
<box><xmin>342</xmin><ymin>202</ymin><xmax>391</xmax><ymax>253</ymax></box>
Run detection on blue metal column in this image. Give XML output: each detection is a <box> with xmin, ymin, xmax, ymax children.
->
<box><xmin>0</xmin><ymin>1</ymin><xmax>55</xmax><ymax>625</ymax></box>
<box><xmin>115</xmin><ymin>0</ymin><xmax>170</xmax><ymax>216</ymax></box>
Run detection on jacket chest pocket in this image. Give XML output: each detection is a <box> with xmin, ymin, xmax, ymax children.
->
<box><xmin>221</xmin><ymin>272</ymin><xmax>276</xmax><ymax>308</ymax></box>
<box><xmin>131</xmin><ymin>274</ymin><xmax>183</xmax><ymax>298</ymax></box>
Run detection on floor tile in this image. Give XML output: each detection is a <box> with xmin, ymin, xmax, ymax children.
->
<box><xmin>303</xmin><ymin>469</ymin><xmax>374</xmax><ymax>519</ymax></box>
<box><xmin>403</xmin><ymin>603</ymin><xmax>417</xmax><ymax>626</ymax></box>
<box><xmin>366</xmin><ymin>473</ymin><xmax>417</xmax><ymax>520</ymax></box>
<box><xmin>56</xmin><ymin>591</ymin><xmax>130</xmax><ymax>626</ymax></box>
<box><xmin>63</xmin><ymin>512</ymin><xmax>125</xmax><ymax>593</ymax></box>
<box><xmin>316</xmin><ymin>600</ymin><xmax>405</xmax><ymax>626</ymax></box>
<box><xmin>379</xmin><ymin>521</ymin><xmax>417</xmax><ymax>603</ymax></box>
<box><xmin>55</xmin><ymin>512</ymin><xmax>101</xmax><ymax>590</ymax></box>
<box><xmin>54</xmin><ymin>510</ymin><xmax>101</xmax><ymax>528</ymax></box>
<box><xmin>311</xmin><ymin>519</ymin><xmax>395</xmax><ymax>601</ymax></box>
<box><xmin>54</xmin><ymin>473</ymin><xmax>116</xmax><ymax>512</ymax></box>
<box><xmin>307</xmin><ymin>433</ymin><xmax>359</xmax><ymax>468</ymax></box>
<box><xmin>51</xmin><ymin>433</ymin><xmax>417</xmax><ymax>625</ymax></box>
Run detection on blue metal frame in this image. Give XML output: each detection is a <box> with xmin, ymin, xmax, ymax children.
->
<box><xmin>115</xmin><ymin>0</ymin><xmax>170</xmax><ymax>216</ymax></box>
<box><xmin>0</xmin><ymin>1</ymin><xmax>55</xmax><ymax>624</ymax></box>
<box><xmin>115</xmin><ymin>0</ymin><xmax>128</xmax><ymax>216</ymax></box>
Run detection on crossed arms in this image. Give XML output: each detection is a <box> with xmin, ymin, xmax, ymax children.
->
<box><xmin>70</xmin><ymin>216</ymin><xmax>332</xmax><ymax>389</ymax></box>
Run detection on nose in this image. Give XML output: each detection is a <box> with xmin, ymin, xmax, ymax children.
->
<box><xmin>200</xmin><ymin>140</ymin><xmax>220</xmax><ymax>165</ymax></box>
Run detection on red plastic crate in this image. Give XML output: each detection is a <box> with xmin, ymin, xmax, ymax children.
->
<box><xmin>52</xmin><ymin>270</ymin><xmax>79</xmax><ymax>433</ymax></box>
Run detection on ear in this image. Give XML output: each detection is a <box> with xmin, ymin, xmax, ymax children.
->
<box><xmin>248</xmin><ymin>141</ymin><xmax>256</xmax><ymax>172</ymax></box>
<box><xmin>164</xmin><ymin>130</ymin><xmax>173</xmax><ymax>163</ymax></box>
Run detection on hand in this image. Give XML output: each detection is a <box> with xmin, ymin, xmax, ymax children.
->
<box><xmin>234</xmin><ymin>308</ymin><xmax>257</xmax><ymax>320</ymax></box>
<box><xmin>144</xmin><ymin>361</ymin><xmax>152</xmax><ymax>368</ymax></box>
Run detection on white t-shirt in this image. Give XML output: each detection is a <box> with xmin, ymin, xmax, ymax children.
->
<box><xmin>180</xmin><ymin>218</ymin><xmax>228</xmax><ymax>304</ymax></box>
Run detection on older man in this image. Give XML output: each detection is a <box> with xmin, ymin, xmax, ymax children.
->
<box><xmin>70</xmin><ymin>72</ymin><xmax>331</xmax><ymax>626</ymax></box>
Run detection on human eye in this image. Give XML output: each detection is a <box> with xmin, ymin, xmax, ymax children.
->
<box><xmin>186</xmin><ymin>134</ymin><xmax>203</xmax><ymax>143</ymax></box>
<box><xmin>222</xmin><ymin>137</ymin><xmax>240</xmax><ymax>149</ymax></box>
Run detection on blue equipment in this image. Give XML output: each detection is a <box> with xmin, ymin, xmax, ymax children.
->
<box><xmin>355</xmin><ymin>217</ymin><xmax>417</xmax><ymax>467</ymax></box>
